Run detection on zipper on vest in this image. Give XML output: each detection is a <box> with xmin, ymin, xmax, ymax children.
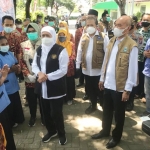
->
<box><xmin>119</xmin><ymin>55</ymin><xmax>121</xmax><ymax>67</ymax></box>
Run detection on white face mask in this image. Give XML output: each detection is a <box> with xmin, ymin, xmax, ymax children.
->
<box><xmin>17</xmin><ymin>25</ymin><xmax>22</xmax><ymax>28</ymax></box>
<box><xmin>81</xmin><ymin>21</ymin><xmax>86</xmax><ymax>27</ymax></box>
<box><xmin>86</xmin><ymin>26</ymin><xmax>96</xmax><ymax>35</ymax></box>
<box><xmin>42</xmin><ymin>37</ymin><xmax>53</xmax><ymax>46</ymax></box>
<box><xmin>113</xmin><ymin>27</ymin><xmax>128</xmax><ymax>38</ymax></box>
<box><xmin>59</xmin><ymin>27</ymin><xmax>66</xmax><ymax>30</ymax></box>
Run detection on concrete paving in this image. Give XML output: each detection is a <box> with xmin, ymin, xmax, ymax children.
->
<box><xmin>13</xmin><ymin>82</ymin><xmax>150</xmax><ymax>150</ymax></box>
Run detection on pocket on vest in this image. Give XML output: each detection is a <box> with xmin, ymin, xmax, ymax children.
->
<box><xmin>120</xmin><ymin>53</ymin><xmax>129</xmax><ymax>67</ymax></box>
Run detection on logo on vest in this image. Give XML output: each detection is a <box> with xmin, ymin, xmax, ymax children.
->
<box><xmin>123</xmin><ymin>47</ymin><xmax>128</xmax><ymax>52</ymax></box>
<box><xmin>51</xmin><ymin>54</ymin><xmax>57</xmax><ymax>59</ymax></box>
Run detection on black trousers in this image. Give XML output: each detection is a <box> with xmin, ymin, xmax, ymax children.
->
<box><xmin>79</xmin><ymin>72</ymin><xmax>84</xmax><ymax>84</ymax></box>
<box><xmin>26</xmin><ymin>87</ymin><xmax>43</xmax><ymax>119</ymax></box>
<box><xmin>41</xmin><ymin>97</ymin><xmax>65</xmax><ymax>137</ymax></box>
<box><xmin>7</xmin><ymin>91</ymin><xmax>25</xmax><ymax>127</ymax></box>
<box><xmin>102</xmin><ymin>89</ymin><xmax>126</xmax><ymax>141</ymax></box>
<box><xmin>66</xmin><ymin>76</ymin><xmax>76</xmax><ymax>101</ymax></box>
<box><xmin>0</xmin><ymin>109</ymin><xmax>16</xmax><ymax>150</ymax></box>
<box><xmin>85</xmin><ymin>75</ymin><xmax>103</xmax><ymax>107</ymax></box>
<box><xmin>136</xmin><ymin>61</ymin><xmax>145</xmax><ymax>97</ymax></box>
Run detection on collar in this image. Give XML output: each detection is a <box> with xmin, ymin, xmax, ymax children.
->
<box><xmin>0</xmin><ymin>51</ymin><xmax>9</xmax><ymax>56</ymax></box>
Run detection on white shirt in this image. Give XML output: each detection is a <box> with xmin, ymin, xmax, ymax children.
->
<box><xmin>76</xmin><ymin>30</ymin><xmax>109</xmax><ymax>76</ymax></box>
<box><xmin>32</xmin><ymin>48</ymin><xmax>69</xmax><ymax>99</ymax></box>
<box><xmin>100</xmin><ymin>38</ymin><xmax>138</xmax><ymax>92</ymax></box>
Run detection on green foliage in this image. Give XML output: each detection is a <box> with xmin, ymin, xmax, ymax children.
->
<box><xmin>16</xmin><ymin>0</ymin><xmax>25</xmax><ymax>19</ymax></box>
<box><xmin>136</xmin><ymin>12</ymin><xmax>142</xmax><ymax>21</ymax></box>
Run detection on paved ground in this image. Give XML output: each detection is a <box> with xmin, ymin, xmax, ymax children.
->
<box><xmin>13</xmin><ymin>20</ymin><xmax>150</xmax><ymax>150</ymax></box>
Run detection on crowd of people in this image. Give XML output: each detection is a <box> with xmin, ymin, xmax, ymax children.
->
<box><xmin>0</xmin><ymin>9</ymin><xmax>150</xmax><ymax>150</ymax></box>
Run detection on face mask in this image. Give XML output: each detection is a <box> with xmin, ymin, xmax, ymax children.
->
<box><xmin>45</xmin><ymin>20</ymin><xmax>49</xmax><ymax>23</ymax></box>
<box><xmin>0</xmin><ymin>45</ymin><xmax>9</xmax><ymax>52</ymax></box>
<box><xmin>17</xmin><ymin>25</ymin><xmax>22</xmax><ymax>28</ymax></box>
<box><xmin>81</xmin><ymin>21</ymin><xmax>86</xmax><ymax>27</ymax></box>
<box><xmin>113</xmin><ymin>27</ymin><xmax>128</xmax><ymax>37</ymax></box>
<box><xmin>48</xmin><ymin>21</ymin><xmax>55</xmax><ymax>26</ymax></box>
<box><xmin>4</xmin><ymin>27</ymin><xmax>14</xmax><ymax>33</ymax></box>
<box><xmin>24</xmin><ymin>27</ymin><xmax>27</xmax><ymax>32</ymax></box>
<box><xmin>58</xmin><ymin>36</ymin><xmax>66</xmax><ymax>42</ymax></box>
<box><xmin>86</xmin><ymin>26</ymin><xmax>96</xmax><ymax>34</ymax></box>
<box><xmin>42</xmin><ymin>37</ymin><xmax>53</xmax><ymax>45</ymax></box>
<box><xmin>106</xmin><ymin>17</ymin><xmax>111</xmax><ymax>22</ymax></box>
<box><xmin>141</xmin><ymin>21</ymin><xmax>150</xmax><ymax>27</ymax></box>
<box><xmin>27</xmin><ymin>32</ymin><xmax>38</xmax><ymax>41</ymax></box>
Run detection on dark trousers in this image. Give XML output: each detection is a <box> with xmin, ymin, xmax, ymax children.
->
<box><xmin>41</xmin><ymin>97</ymin><xmax>65</xmax><ymax>137</ymax></box>
<box><xmin>0</xmin><ymin>109</ymin><xmax>16</xmax><ymax>150</ymax></box>
<box><xmin>85</xmin><ymin>75</ymin><xmax>103</xmax><ymax>107</ymax></box>
<box><xmin>127</xmin><ymin>87</ymin><xmax>136</xmax><ymax>105</ymax></box>
<box><xmin>26</xmin><ymin>87</ymin><xmax>43</xmax><ymax>119</ymax></box>
<box><xmin>7</xmin><ymin>91</ymin><xmax>25</xmax><ymax>127</ymax></box>
<box><xmin>66</xmin><ymin>76</ymin><xmax>76</xmax><ymax>101</ymax></box>
<box><xmin>79</xmin><ymin>72</ymin><xmax>84</xmax><ymax>84</ymax></box>
<box><xmin>136</xmin><ymin>61</ymin><xmax>145</xmax><ymax>97</ymax></box>
<box><xmin>102</xmin><ymin>89</ymin><xmax>126</xmax><ymax>141</ymax></box>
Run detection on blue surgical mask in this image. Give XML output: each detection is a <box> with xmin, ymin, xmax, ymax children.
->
<box><xmin>48</xmin><ymin>21</ymin><xmax>55</xmax><ymax>26</ymax></box>
<box><xmin>0</xmin><ymin>45</ymin><xmax>9</xmax><ymax>52</ymax></box>
<box><xmin>4</xmin><ymin>27</ymin><xmax>14</xmax><ymax>33</ymax></box>
<box><xmin>24</xmin><ymin>27</ymin><xmax>27</xmax><ymax>32</ymax></box>
<box><xmin>106</xmin><ymin>17</ymin><xmax>111</xmax><ymax>22</ymax></box>
<box><xmin>27</xmin><ymin>32</ymin><xmax>38</xmax><ymax>41</ymax></box>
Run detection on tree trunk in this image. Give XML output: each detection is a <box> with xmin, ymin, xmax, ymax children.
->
<box><xmin>114</xmin><ymin>0</ymin><xmax>126</xmax><ymax>16</ymax></box>
<box><xmin>13</xmin><ymin>0</ymin><xmax>16</xmax><ymax>16</ymax></box>
<box><xmin>25</xmin><ymin>0</ymin><xmax>32</xmax><ymax>18</ymax></box>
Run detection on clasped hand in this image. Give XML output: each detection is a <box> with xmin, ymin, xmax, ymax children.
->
<box><xmin>37</xmin><ymin>72</ymin><xmax>48</xmax><ymax>83</ymax></box>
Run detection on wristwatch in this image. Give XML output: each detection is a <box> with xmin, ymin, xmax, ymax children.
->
<box><xmin>124</xmin><ymin>90</ymin><xmax>131</xmax><ymax>95</ymax></box>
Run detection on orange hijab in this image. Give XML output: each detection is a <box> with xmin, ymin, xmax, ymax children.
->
<box><xmin>0</xmin><ymin>124</ymin><xmax>6</xmax><ymax>149</ymax></box>
<box><xmin>57</xmin><ymin>29</ymin><xmax>72</xmax><ymax>57</ymax></box>
<box><xmin>59</xmin><ymin>21</ymin><xmax>71</xmax><ymax>41</ymax></box>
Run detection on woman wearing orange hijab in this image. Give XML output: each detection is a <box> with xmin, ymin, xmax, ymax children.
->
<box><xmin>59</xmin><ymin>21</ymin><xmax>75</xmax><ymax>43</ymax></box>
<box><xmin>57</xmin><ymin>29</ymin><xmax>76</xmax><ymax>105</ymax></box>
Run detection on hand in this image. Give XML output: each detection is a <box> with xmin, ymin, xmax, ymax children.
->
<box><xmin>1</xmin><ymin>65</ymin><xmax>10</xmax><ymax>79</ymax></box>
<box><xmin>37</xmin><ymin>72</ymin><xmax>47</xmax><ymax>83</ymax></box>
<box><xmin>122</xmin><ymin>91</ymin><xmax>130</xmax><ymax>102</ymax></box>
<box><xmin>144</xmin><ymin>50</ymin><xmax>150</xmax><ymax>58</ymax></box>
<box><xmin>11</xmin><ymin>65</ymin><xmax>19</xmax><ymax>73</ymax></box>
<box><xmin>99</xmin><ymin>81</ymin><xmax>104</xmax><ymax>91</ymax></box>
<box><xmin>28</xmin><ymin>74</ymin><xmax>36</xmax><ymax>83</ymax></box>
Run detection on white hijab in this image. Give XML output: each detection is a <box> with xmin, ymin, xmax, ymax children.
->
<box><xmin>41</xmin><ymin>26</ymin><xmax>56</xmax><ymax>53</ymax></box>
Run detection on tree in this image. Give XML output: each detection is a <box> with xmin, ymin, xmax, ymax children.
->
<box><xmin>114</xmin><ymin>0</ymin><xmax>126</xmax><ymax>15</ymax></box>
<box><xmin>25</xmin><ymin>0</ymin><xmax>32</xmax><ymax>18</ymax></box>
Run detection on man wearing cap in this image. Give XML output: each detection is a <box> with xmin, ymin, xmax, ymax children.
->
<box><xmin>15</xmin><ymin>18</ymin><xmax>23</xmax><ymax>35</ymax></box>
<box><xmin>76</xmin><ymin>16</ymin><xmax>109</xmax><ymax>114</ymax></box>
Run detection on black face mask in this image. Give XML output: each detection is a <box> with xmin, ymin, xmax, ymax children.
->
<box><xmin>58</xmin><ymin>36</ymin><xmax>66</xmax><ymax>42</ymax></box>
<box><xmin>141</xmin><ymin>21</ymin><xmax>150</xmax><ymax>27</ymax></box>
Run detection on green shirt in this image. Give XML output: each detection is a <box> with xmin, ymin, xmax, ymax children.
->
<box><xmin>138</xmin><ymin>27</ymin><xmax>150</xmax><ymax>62</ymax></box>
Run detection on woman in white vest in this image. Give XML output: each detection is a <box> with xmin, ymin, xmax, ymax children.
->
<box><xmin>20</xmin><ymin>23</ymin><xmax>43</xmax><ymax>127</ymax></box>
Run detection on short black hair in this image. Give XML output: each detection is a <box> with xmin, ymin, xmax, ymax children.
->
<box><xmin>23</xmin><ymin>18</ymin><xmax>31</xmax><ymax>22</ymax></box>
<box><xmin>102</xmin><ymin>10</ymin><xmax>108</xmax><ymax>18</ymax></box>
<box><xmin>2</xmin><ymin>15</ymin><xmax>14</xmax><ymax>24</ymax></box>
<box><xmin>132</xmin><ymin>16</ymin><xmax>138</xmax><ymax>23</ymax></box>
<box><xmin>0</xmin><ymin>36</ymin><xmax>7</xmax><ymax>41</ymax></box>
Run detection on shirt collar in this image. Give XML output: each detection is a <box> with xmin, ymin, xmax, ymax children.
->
<box><xmin>0</xmin><ymin>51</ymin><xmax>9</xmax><ymax>56</ymax></box>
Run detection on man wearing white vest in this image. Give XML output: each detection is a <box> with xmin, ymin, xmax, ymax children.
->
<box><xmin>76</xmin><ymin>16</ymin><xmax>109</xmax><ymax>114</ymax></box>
<box><xmin>91</xmin><ymin>16</ymin><xmax>138</xmax><ymax>149</ymax></box>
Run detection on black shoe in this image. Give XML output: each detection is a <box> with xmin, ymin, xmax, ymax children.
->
<box><xmin>91</xmin><ymin>131</ymin><xmax>109</xmax><ymax>139</ymax></box>
<box><xmin>41</xmin><ymin>118</ymin><xmax>45</xmax><ymax>126</ymax></box>
<box><xmin>28</xmin><ymin>117</ymin><xmax>36</xmax><ymax>127</ymax></box>
<box><xmin>82</xmin><ymin>94</ymin><xmax>89</xmax><ymax>100</ymax></box>
<box><xmin>85</xmin><ymin>105</ymin><xmax>97</xmax><ymax>114</ymax></box>
<box><xmin>126</xmin><ymin>102</ymin><xmax>134</xmax><ymax>111</ymax></box>
<box><xmin>106</xmin><ymin>138</ymin><xmax>120</xmax><ymax>149</ymax></box>
<box><xmin>140</xmin><ymin>111</ymin><xmax>150</xmax><ymax>117</ymax></box>
<box><xmin>42</xmin><ymin>132</ymin><xmax>57</xmax><ymax>143</ymax></box>
<box><xmin>76</xmin><ymin>83</ymin><xmax>84</xmax><ymax>87</ymax></box>
<box><xmin>59</xmin><ymin>135</ymin><xmax>67</xmax><ymax>145</ymax></box>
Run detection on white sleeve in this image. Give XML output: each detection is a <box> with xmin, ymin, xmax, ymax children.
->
<box><xmin>124</xmin><ymin>47</ymin><xmax>138</xmax><ymax>91</ymax></box>
<box><xmin>32</xmin><ymin>52</ymin><xmax>40</xmax><ymax>76</ymax></box>
<box><xmin>47</xmin><ymin>48</ymin><xmax>69</xmax><ymax>81</ymax></box>
<box><xmin>103</xmin><ymin>35</ymin><xmax>109</xmax><ymax>52</ymax></box>
<box><xmin>76</xmin><ymin>38</ymin><xmax>82</xmax><ymax>69</ymax></box>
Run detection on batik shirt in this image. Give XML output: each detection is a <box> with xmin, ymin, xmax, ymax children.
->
<box><xmin>138</xmin><ymin>27</ymin><xmax>150</xmax><ymax>62</ymax></box>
